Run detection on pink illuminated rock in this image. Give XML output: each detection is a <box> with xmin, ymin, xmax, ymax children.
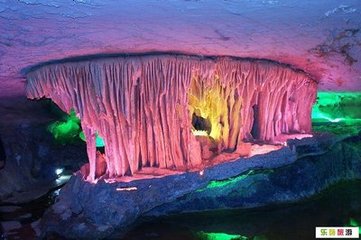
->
<box><xmin>26</xmin><ymin>54</ymin><xmax>317</xmax><ymax>180</ymax></box>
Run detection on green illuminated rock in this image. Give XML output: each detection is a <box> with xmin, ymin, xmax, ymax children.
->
<box><xmin>311</xmin><ymin>91</ymin><xmax>361</xmax><ymax>136</ymax></box>
<box><xmin>312</xmin><ymin>92</ymin><xmax>361</xmax><ymax>123</ymax></box>
<box><xmin>48</xmin><ymin>109</ymin><xmax>105</xmax><ymax>147</ymax></box>
<box><xmin>197</xmin><ymin>231</ymin><xmax>248</xmax><ymax>240</ymax></box>
<box><xmin>48</xmin><ymin>109</ymin><xmax>81</xmax><ymax>144</ymax></box>
<box><xmin>79</xmin><ymin>131</ymin><xmax>105</xmax><ymax>148</ymax></box>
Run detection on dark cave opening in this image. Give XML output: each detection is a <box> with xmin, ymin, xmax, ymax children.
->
<box><xmin>97</xmin><ymin>146</ymin><xmax>105</xmax><ymax>154</ymax></box>
<box><xmin>191</xmin><ymin>112</ymin><xmax>212</xmax><ymax>135</ymax></box>
<box><xmin>251</xmin><ymin>104</ymin><xmax>260</xmax><ymax>139</ymax></box>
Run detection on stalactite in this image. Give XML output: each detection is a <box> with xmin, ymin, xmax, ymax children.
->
<box><xmin>26</xmin><ymin>54</ymin><xmax>317</xmax><ymax>179</ymax></box>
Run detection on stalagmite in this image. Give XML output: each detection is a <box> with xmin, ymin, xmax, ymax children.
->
<box><xmin>26</xmin><ymin>54</ymin><xmax>317</xmax><ymax>180</ymax></box>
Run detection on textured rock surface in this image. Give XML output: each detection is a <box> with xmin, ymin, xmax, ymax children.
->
<box><xmin>147</xmin><ymin>135</ymin><xmax>359</xmax><ymax>216</ymax></box>
<box><xmin>0</xmin><ymin>0</ymin><xmax>361</xmax><ymax>98</ymax></box>
<box><xmin>26</xmin><ymin>55</ymin><xmax>317</xmax><ymax>179</ymax></box>
<box><xmin>40</xmin><ymin>134</ymin><xmax>361</xmax><ymax>239</ymax></box>
<box><xmin>0</xmin><ymin>100</ymin><xmax>87</xmax><ymax>203</ymax></box>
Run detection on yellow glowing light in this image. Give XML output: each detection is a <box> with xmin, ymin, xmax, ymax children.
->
<box><xmin>189</xmin><ymin>75</ymin><xmax>229</xmax><ymax>141</ymax></box>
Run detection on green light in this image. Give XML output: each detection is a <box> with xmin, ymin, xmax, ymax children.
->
<box><xmin>198</xmin><ymin>169</ymin><xmax>273</xmax><ymax>192</ymax></box>
<box><xmin>48</xmin><ymin>109</ymin><xmax>105</xmax><ymax>147</ymax></box>
<box><xmin>197</xmin><ymin>231</ymin><xmax>248</xmax><ymax>240</ymax></box>
<box><xmin>348</xmin><ymin>218</ymin><xmax>361</xmax><ymax>234</ymax></box>
<box><xmin>312</xmin><ymin>92</ymin><xmax>361</xmax><ymax>123</ymax></box>
<box><xmin>206</xmin><ymin>170</ymin><xmax>254</xmax><ymax>189</ymax></box>
<box><xmin>79</xmin><ymin>131</ymin><xmax>105</xmax><ymax>147</ymax></box>
<box><xmin>312</xmin><ymin>91</ymin><xmax>361</xmax><ymax>135</ymax></box>
<box><xmin>48</xmin><ymin>109</ymin><xmax>81</xmax><ymax>144</ymax></box>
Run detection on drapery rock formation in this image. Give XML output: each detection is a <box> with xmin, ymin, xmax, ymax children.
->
<box><xmin>26</xmin><ymin>54</ymin><xmax>317</xmax><ymax>180</ymax></box>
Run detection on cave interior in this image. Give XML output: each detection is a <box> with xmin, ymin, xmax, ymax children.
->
<box><xmin>0</xmin><ymin>1</ymin><xmax>361</xmax><ymax>239</ymax></box>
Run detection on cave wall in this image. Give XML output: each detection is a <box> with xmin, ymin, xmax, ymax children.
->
<box><xmin>26</xmin><ymin>55</ymin><xmax>317</xmax><ymax>180</ymax></box>
<box><xmin>0</xmin><ymin>100</ymin><xmax>88</xmax><ymax>202</ymax></box>
<box><xmin>312</xmin><ymin>92</ymin><xmax>361</xmax><ymax>122</ymax></box>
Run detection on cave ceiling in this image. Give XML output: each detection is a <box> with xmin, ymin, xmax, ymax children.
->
<box><xmin>0</xmin><ymin>0</ymin><xmax>361</xmax><ymax>100</ymax></box>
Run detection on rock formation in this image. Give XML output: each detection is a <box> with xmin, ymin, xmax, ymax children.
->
<box><xmin>26</xmin><ymin>54</ymin><xmax>317</xmax><ymax>180</ymax></box>
<box><xmin>40</xmin><ymin>134</ymin><xmax>361</xmax><ymax>239</ymax></box>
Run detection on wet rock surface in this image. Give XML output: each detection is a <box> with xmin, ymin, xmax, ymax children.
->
<box><xmin>40</xmin><ymin>134</ymin><xmax>361</xmax><ymax>239</ymax></box>
<box><xmin>0</xmin><ymin>99</ymin><xmax>87</xmax><ymax>204</ymax></box>
<box><xmin>148</xmin><ymin>137</ymin><xmax>361</xmax><ymax>216</ymax></box>
<box><xmin>0</xmin><ymin>121</ymin><xmax>86</xmax><ymax>204</ymax></box>
<box><xmin>0</xmin><ymin>99</ymin><xmax>88</xmax><ymax>238</ymax></box>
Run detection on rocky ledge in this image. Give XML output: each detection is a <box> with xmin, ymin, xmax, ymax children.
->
<box><xmin>40</xmin><ymin>133</ymin><xmax>361</xmax><ymax>239</ymax></box>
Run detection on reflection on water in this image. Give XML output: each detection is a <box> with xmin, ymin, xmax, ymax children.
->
<box><xmin>0</xmin><ymin>185</ymin><xmax>60</xmax><ymax>239</ymax></box>
<box><xmin>121</xmin><ymin>180</ymin><xmax>361</xmax><ymax>240</ymax></box>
